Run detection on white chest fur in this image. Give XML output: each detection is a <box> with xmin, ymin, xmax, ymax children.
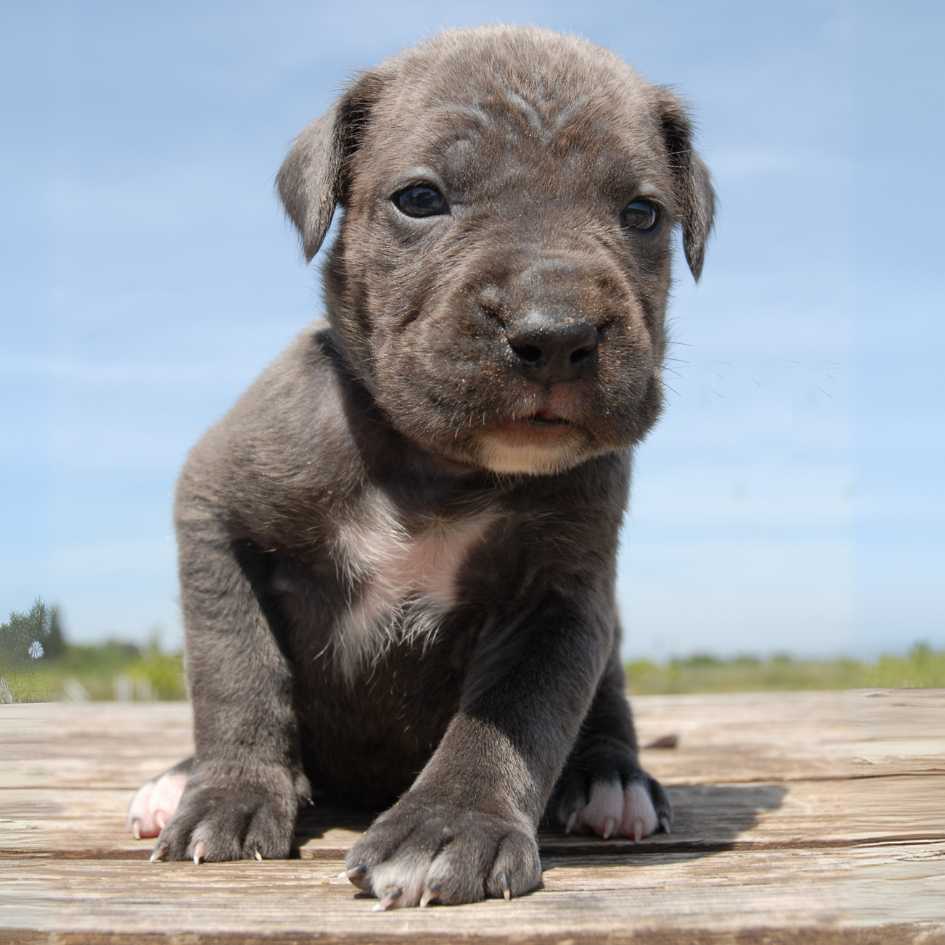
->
<box><xmin>331</xmin><ymin>494</ymin><xmax>495</xmax><ymax>680</ymax></box>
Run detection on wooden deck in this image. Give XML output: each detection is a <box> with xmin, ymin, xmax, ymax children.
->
<box><xmin>1</xmin><ymin>690</ymin><xmax>943</xmax><ymax>943</ymax></box>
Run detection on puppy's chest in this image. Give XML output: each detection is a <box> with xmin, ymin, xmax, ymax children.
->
<box><xmin>330</xmin><ymin>496</ymin><xmax>496</xmax><ymax>677</ymax></box>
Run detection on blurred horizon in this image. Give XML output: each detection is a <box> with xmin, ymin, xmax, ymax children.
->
<box><xmin>2</xmin><ymin>2</ymin><xmax>943</xmax><ymax>660</ymax></box>
<box><xmin>4</xmin><ymin>598</ymin><xmax>944</xmax><ymax>703</ymax></box>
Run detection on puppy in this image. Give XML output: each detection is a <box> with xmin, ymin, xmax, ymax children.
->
<box><xmin>127</xmin><ymin>25</ymin><xmax>714</xmax><ymax>908</ymax></box>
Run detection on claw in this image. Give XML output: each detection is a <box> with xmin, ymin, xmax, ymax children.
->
<box><xmin>131</xmin><ymin>819</ymin><xmax>141</xmax><ymax>840</ymax></box>
<box><xmin>503</xmin><ymin>884</ymin><xmax>512</xmax><ymax>902</ymax></box>
<box><xmin>149</xmin><ymin>845</ymin><xmax>167</xmax><ymax>863</ymax></box>
<box><xmin>420</xmin><ymin>889</ymin><xmax>437</xmax><ymax>908</ymax></box>
<box><xmin>633</xmin><ymin>818</ymin><xmax>643</xmax><ymax>843</ymax></box>
<box><xmin>193</xmin><ymin>840</ymin><xmax>206</xmax><ymax>865</ymax></box>
<box><xmin>565</xmin><ymin>810</ymin><xmax>578</xmax><ymax>835</ymax></box>
<box><xmin>659</xmin><ymin>815</ymin><xmax>672</xmax><ymax>835</ymax></box>
<box><xmin>254</xmin><ymin>849</ymin><xmax>263</xmax><ymax>862</ymax></box>
<box><xmin>373</xmin><ymin>887</ymin><xmax>402</xmax><ymax>912</ymax></box>
<box><xmin>602</xmin><ymin>817</ymin><xmax>615</xmax><ymax>840</ymax></box>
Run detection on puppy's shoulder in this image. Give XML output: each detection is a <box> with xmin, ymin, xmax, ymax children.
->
<box><xmin>232</xmin><ymin>319</ymin><xmax>345</xmax><ymax>425</ymax></box>
<box><xmin>177</xmin><ymin>319</ymin><xmax>362</xmax><ymax>517</ymax></box>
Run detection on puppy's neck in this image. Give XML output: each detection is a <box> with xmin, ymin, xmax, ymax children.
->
<box><xmin>312</xmin><ymin>325</ymin><xmax>496</xmax><ymax>513</ymax></box>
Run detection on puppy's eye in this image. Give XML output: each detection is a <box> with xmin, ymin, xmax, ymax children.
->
<box><xmin>392</xmin><ymin>183</ymin><xmax>450</xmax><ymax>218</ymax></box>
<box><xmin>621</xmin><ymin>198</ymin><xmax>660</xmax><ymax>233</ymax></box>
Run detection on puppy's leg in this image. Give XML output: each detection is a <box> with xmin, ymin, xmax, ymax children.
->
<box><xmin>549</xmin><ymin>646</ymin><xmax>671</xmax><ymax>841</ymax></box>
<box><xmin>150</xmin><ymin>489</ymin><xmax>309</xmax><ymax>863</ymax></box>
<box><xmin>345</xmin><ymin>591</ymin><xmax>611</xmax><ymax>908</ymax></box>
<box><xmin>127</xmin><ymin>757</ymin><xmax>193</xmax><ymax>840</ymax></box>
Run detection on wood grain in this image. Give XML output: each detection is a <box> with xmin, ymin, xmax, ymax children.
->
<box><xmin>3</xmin><ymin>691</ymin><xmax>943</xmax><ymax>790</ymax></box>
<box><xmin>1</xmin><ymin>691</ymin><xmax>943</xmax><ymax>942</ymax></box>
<box><xmin>1</xmin><ymin>776</ymin><xmax>943</xmax><ymax>858</ymax></box>
<box><xmin>1</xmin><ymin>845</ymin><xmax>943</xmax><ymax>943</ymax></box>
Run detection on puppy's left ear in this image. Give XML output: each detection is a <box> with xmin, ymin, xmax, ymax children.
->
<box><xmin>653</xmin><ymin>87</ymin><xmax>716</xmax><ymax>281</ymax></box>
<box><xmin>276</xmin><ymin>71</ymin><xmax>387</xmax><ymax>262</ymax></box>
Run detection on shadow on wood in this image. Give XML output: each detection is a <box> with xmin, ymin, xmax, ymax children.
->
<box><xmin>291</xmin><ymin>782</ymin><xmax>788</xmax><ymax>864</ymax></box>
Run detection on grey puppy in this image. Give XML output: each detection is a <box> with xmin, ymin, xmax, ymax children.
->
<box><xmin>127</xmin><ymin>25</ymin><xmax>714</xmax><ymax>908</ymax></box>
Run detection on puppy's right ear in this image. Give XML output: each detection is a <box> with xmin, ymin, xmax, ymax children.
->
<box><xmin>276</xmin><ymin>72</ymin><xmax>386</xmax><ymax>262</ymax></box>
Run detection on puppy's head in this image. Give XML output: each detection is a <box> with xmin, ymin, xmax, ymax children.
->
<box><xmin>278</xmin><ymin>26</ymin><xmax>714</xmax><ymax>475</ymax></box>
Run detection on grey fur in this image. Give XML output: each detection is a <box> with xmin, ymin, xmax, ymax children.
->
<box><xmin>140</xmin><ymin>26</ymin><xmax>714</xmax><ymax>906</ymax></box>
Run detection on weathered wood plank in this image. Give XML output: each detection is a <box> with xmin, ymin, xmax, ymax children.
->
<box><xmin>2</xmin><ymin>691</ymin><xmax>943</xmax><ymax>790</ymax></box>
<box><xmin>0</xmin><ymin>703</ymin><xmax>192</xmax><ymax>791</ymax></box>
<box><xmin>1</xmin><ymin>844</ymin><xmax>943</xmax><ymax>943</ymax></box>
<box><xmin>2</xmin><ymin>776</ymin><xmax>943</xmax><ymax>859</ymax></box>
<box><xmin>2</xmin><ymin>693</ymin><xmax>943</xmax><ymax>943</ymax></box>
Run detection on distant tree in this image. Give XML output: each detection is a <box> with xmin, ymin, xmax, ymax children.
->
<box><xmin>910</xmin><ymin>641</ymin><xmax>932</xmax><ymax>663</ymax></box>
<box><xmin>45</xmin><ymin>605</ymin><xmax>67</xmax><ymax>660</ymax></box>
<box><xmin>0</xmin><ymin>598</ymin><xmax>65</xmax><ymax>666</ymax></box>
<box><xmin>0</xmin><ymin>604</ymin><xmax>39</xmax><ymax>666</ymax></box>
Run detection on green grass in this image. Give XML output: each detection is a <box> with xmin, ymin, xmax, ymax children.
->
<box><xmin>2</xmin><ymin>642</ymin><xmax>942</xmax><ymax>703</ymax></box>
<box><xmin>1</xmin><ymin>641</ymin><xmax>186</xmax><ymax>703</ymax></box>
<box><xmin>625</xmin><ymin>643</ymin><xmax>945</xmax><ymax>694</ymax></box>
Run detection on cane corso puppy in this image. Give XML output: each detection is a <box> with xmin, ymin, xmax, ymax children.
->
<box><xmin>127</xmin><ymin>25</ymin><xmax>714</xmax><ymax>908</ymax></box>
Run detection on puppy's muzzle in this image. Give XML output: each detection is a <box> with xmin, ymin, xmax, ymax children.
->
<box><xmin>504</xmin><ymin>312</ymin><xmax>599</xmax><ymax>385</ymax></box>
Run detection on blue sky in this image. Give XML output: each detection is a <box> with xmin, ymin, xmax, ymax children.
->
<box><xmin>2</xmin><ymin>2</ymin><xmax>942</xmax><ymax>659</ymax></box>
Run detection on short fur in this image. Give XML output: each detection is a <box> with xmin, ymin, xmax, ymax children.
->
<box><xmin>134</xmin><ymin>26</ymin><xmax>714</xmax><ymax>907</ymax></box>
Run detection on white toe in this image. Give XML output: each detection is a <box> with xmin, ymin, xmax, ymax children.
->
<box><xmin>127</xmin><ymin>780</ymin><xmax>157</xmax><ymax>837</ymax></box>
<box><xmin>152</xmin><ymin>772</ymin><xmax>187</xmax><ymax>820</ymax></box>
<box><xmin>621</xmin><ymin>781</ymin><xmax>658</xmax><ymax>840</ymax></box>
<box><xmin>579</xmin><ymin>780</ymin><xmax>624</xmax><ymax>837</ymax></box>
<box><xmin>127</xmin><ymin>772</ymin><xmax>188</xmax><ymax>840</ymax></box>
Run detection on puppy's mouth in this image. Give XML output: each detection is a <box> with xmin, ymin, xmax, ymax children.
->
<box><xmin>524</xmin><ymin>408</ymin><xmax>572</xmax><ymax>428</ymax></box>
<box><xmin>492</xmin><ymin>406</ymin><xmax>578</xmax><ymax>439</ymax></box>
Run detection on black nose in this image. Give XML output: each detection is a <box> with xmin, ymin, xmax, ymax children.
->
<box><xmin>505</xmin><ymin>312</ymin><xmax>599</xmax><ymax>383</ymax></box>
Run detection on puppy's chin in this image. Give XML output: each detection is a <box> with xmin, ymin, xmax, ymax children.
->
<box><xmin>475</xmin><ymin>427</ymin><xmax>588</xmax><ymax>476</ymax></box>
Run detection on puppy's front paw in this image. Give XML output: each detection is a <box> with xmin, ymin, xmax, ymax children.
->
<box><xmin>553</xmin><ymin>746</ymin><xmax>671</xmax><ymax>841</ymax></box>
<box><xmin>149</xmin><ymin>763</ymin><xmax>299</xmax><ymax>863</ymax></box>
<box><xmin>344</xmin><ymin>792</ymin><xmax>541</xmax><ymax>908</ymax></box>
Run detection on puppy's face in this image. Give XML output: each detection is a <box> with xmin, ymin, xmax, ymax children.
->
<box><xmin>279</xmin><ymin>28</ymin><xmax>714</xmax><ymax>475</ymax></box>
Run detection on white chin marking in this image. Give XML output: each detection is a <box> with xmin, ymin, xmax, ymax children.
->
<box><xmin>477</xmin><ymin>433</ymin><xmax>579</xmax><ymax>475</ymax></box>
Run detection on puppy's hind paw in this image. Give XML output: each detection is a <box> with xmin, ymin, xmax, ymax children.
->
<box><xmin>555</xmin><ymin>767</ymin><xmax>671</xmax><ymax>842</ymax></box>
<box><xmin>127</xmin><ymin>759</ymin><xmax>192</xmax><ymax>840</ymax></box>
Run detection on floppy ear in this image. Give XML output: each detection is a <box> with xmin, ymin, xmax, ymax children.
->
<box><xmin>653</xmin><ymin>87</ymin><xmax>716</xmax><ymax>281</ymax></box>
<box><xmin>276</xmin><ymin>72</ymin><xmax>386</xmax><ymax>262</ymax></box>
